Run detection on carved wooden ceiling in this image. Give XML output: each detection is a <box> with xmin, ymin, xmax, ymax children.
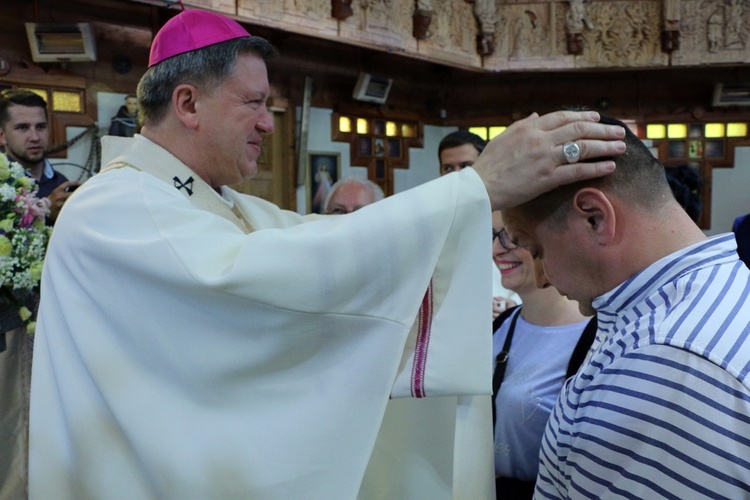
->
<box><xmin>10</xmin><ymin>0</ymin><xmax>750</xmax><ymax>124</ymax></box>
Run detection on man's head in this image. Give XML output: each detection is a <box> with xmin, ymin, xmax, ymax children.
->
<box><xmin>137</xmin><ymin>10</ymin><xmax>277</xmax><ymax>187</ymax></box>
<box><xmin>437</xmin><ymin>130</ymin><xmax>486</xmax><ymax>176</ymax></box>
<box><xmin>503</xmin><ymin>115</ymin><xmax>676</xmax><ymax>314</ymax></box>
<box><xmin>323</xmin><ymin>177</ymin><xmax>384</xmax><ymax>215</ymax></box>
<box><xmin>0</xmin><ymin>89</ymin><xmax>49</xmax><ymax>171</ymax></box>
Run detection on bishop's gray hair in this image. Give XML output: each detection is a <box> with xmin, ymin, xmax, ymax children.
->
<box><xmin>137</xmin><ymin>36</ymin><xmax>276</xmax><ymax>127</ymax></box>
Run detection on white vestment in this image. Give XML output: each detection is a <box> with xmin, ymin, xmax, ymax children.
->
<box><xmin>29</xmin><ymin>135</ymin><xmax>494</xmax><ymax>499</ymax></box>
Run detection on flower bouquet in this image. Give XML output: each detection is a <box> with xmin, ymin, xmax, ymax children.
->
<box><xmin>0</xmin><ymin>154</ymin><xmax>51</xmax><ymax>338</ymax></box>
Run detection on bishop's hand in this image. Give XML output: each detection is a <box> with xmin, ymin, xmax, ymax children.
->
<box><xmin>472</xmin><ymin>110</ymin><xmax>626</xmax><ymax>211</ymax></box>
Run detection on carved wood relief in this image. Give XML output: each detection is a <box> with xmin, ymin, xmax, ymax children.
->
<box><xmin>580</xmin><ymin>2</ymin><xmax>665</xmax><ymax>67</ymax></box>
<box><xmin>197</xmin><ymin>0</ymin><xmax>748</xmax><ymax>72</ymax></box>
<box><xmin>346</xmin><ymin>0</ymin><xmax>417</xmax><ymax>49</ymax></box>
<box><xmin>237</xmin><ymin>0</ymin><xmax>338</xmax><ymax>36</ymax></box>
<box><xmin>187</xmin><ymin>0</ymin><xmax>237</xmax><ymax>12</ymax></box>
<box><xmin>675</xmin><ymin>0</ymin><xmax>749</xmax><ymax>65</ymax></box>
<box><xmin>417</xmin><ymin>0</ymin><xmax>480</xmax><ymax>67</ymax></box>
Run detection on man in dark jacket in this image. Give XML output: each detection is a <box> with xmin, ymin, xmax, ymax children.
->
<box><xmin>0</xmin><ymin>89</ymin><xmax>78</xmax><ymax>224</ymax></box>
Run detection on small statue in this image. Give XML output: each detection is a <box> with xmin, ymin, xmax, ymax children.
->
<box><xmin>413</xmin><ymin>1</ymin><xmax>433</xmax><ymax>40</ymax></box>
<box><xmin>566</xmin><ymin>0</ymin><xmax>594</xmax><ymax>33</ymax></box>
<box><xmin>473</xmin><ymin>0</ymin><xmax>497</xmax><ymax>56</ymax></box>
<box><xmin>331</xmin><ymin>0</ymin><xmax>354</xmax><ymax>20</ymax></box>
<box><xmin>108</xmin><ymin>94</ymin><xmax>138</xmax><ymax>137</ymax></box>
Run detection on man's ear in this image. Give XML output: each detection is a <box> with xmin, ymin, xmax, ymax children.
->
<box><xmin>572</xmin><ymin>188</ymin><xmax>616</xmax><ymax>244</ymax></box>
<box><xmin>0</xmin><ymin>127</ymin><xmax>7</xmax><ymax>148</ymax></box>
<box><xmin>171</xmin><ymin>84</ymin><xmax>200</xmax><ymax>130</ymax></box>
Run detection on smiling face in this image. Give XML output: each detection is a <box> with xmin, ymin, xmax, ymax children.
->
<box><xmin>492</xmin><ymin>211</ymin><xmax>539</xmax><ymax>297</ymax></box>
<box><xmin>0</xmin><ymin>104</ymin><xmax>48</xmax><ymax>171</ymax></box>
<box><xmin>196</xmin><ymin>52</ymin><xmax>274</xmax><ymax>187</ymax></box>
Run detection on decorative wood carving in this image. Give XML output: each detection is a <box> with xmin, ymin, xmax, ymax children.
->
<box><xmin>567</xmin><ymin>33</ymin><xmax>585</xmax><ymax>54</ymax></box>
<box><xmin>510</xmin><ymin>7</ymin><xmax>550</xmax><ymax>60</ymax></box>
<box><xmin>661</xmin><ymin>29</ymin><xmax>680</xmax><ymax>52</ymax></box>
<box><xmin>566</xmin><ymin>0</ymin><xmax>595</xmax><ymax>32</ymax></box>
<box><xmin>414</xmin><ymin>0</ymin><xmax>480</xmax><ymax>67</ymax></box>
<box><xmin>672</xmin><ymin>0</ymin><xmax>747</xmax><ymax>65</ymax></box>
<box><xmin>237</xmin><ymin>0</ymin><xmax>338</xmax><ymax>36</ymax></box>
<box><xmin>582</xmin><ymin>2</ymin><xmax>662</xmax><ymax>67</ymax></box>
<box><xmin>233</xmin><ymin>0</ymin><xmax>748</xmax><ymax>71</ymax></box>
<box><xmin>473</xmin><ymin>0</ymin><xmax>498</xmax><ymax>56</ymax></box>
<box><xmin>332</xmin><ymin>0</ymin><xmax>354</xmax><ymax>20</ymax></box>
<box><xmin>413</xmin><ymin>0</ymin><xmax>433</xmax><ymax>39</ymax></box>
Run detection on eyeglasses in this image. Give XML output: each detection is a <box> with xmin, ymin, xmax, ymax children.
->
<box><xmin>492</xmin><ymin>228</ymin><xmax>516</xmax><ymax>251</ymax></box>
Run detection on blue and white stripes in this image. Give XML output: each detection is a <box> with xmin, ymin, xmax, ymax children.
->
<box><xmin>536</xmin><ymin>234</ymin><xmax>750</xmax><ymax>499</ymax></box>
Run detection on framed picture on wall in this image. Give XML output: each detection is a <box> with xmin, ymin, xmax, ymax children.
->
<box><xmin>308</xmin><ymin>152</ymin><xmax>341</xmax><ymax>214</ymax></box>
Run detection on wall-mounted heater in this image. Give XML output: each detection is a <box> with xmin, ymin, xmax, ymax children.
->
<box><xmin>352</xmin><ymin>73</ymin><xmax>393</xmax><ymax>104</ymax></box>
<box><xmin>25</xmin><ymin>23</ymin><xmax>97</xmax><ymax>63</ymax></box>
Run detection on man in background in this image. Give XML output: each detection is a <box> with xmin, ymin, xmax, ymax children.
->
<box><xmin>438</xmin><ymin>129</ymin><xmax>487</xmax><ymax>176</ymax></box>
<box><xmin>0</xmin><ymin>89</ymin><xmax>79</xmax><ymax>224</ymax></box>
<box><xmin>0</xmin><ymin>88</ymin><xmax>79</xmax><ymax>499</ymax></box>
<box><xmin>438</xmin><ymin>130</ymin><xmax>519</xmax><ymax>316</ymax></box>
<box><xmin>323</xmin><ymin>176</ymin><xmax>384</xmax><ymax>215</ymax></box>
<box><xmin>503</xmin><ymin>115</ymin><xmax>750</xmax><ymax>498</ymax></box>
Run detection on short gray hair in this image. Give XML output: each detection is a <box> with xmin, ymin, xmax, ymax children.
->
<box><xmin>323</xmin><ymin>176</ymin><xmax>385</xmax><ymax>213</ymax></box>
<box><xmin>137</xmin><ymin>36</ymin><xmax>276</xmax><ymax>126</ymax></box>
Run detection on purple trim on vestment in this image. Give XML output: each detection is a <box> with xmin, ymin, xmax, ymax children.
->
<box><xmin>411</xmin><ymin>281</ymin><xmax>433</xmax><ymax>398</ymax></box>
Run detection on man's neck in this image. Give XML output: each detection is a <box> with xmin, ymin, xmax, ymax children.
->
<box><xmin>26</xmin><ymin>161</ymin><xmax>44</xmax><ymax>180</ymax></box>
<box><xmin>608</xmin><ymin>201</ymin><xmax>707</xmax><ymax>291</ymax></box>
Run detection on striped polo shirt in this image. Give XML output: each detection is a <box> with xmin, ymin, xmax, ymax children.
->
<box><xmin>536</xmin><ymin>233</ymin><xmax>750</xmax><ymax>499</ymax></box>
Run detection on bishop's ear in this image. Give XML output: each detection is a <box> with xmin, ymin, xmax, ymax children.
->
<box><xmin>571</xmin><ymin>188</ymin><xmax>616</xmax><ymax>244</ymax></box>
<box><xmin>172</xmin><ymin>84</ymin><xmax>200</xmax><ymax>129</ymax></box>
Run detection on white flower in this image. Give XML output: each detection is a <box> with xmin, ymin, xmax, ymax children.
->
<box><xmin>0</xmin><ymin>184</ymin><xmax>16</xmax><ymax>202</ymax></box>
<box><xmin>9</xmin><ymin>163</ymin><xmax>25</xmax><ymax>179</ymax></box>
<box><xmin>0</xmin><ymin>158</ymin><xmax>52</xmax><ymax>334</ymax></box>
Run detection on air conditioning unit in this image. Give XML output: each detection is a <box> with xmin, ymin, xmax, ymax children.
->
<box><xmin>352</xmin><ymin>73</ymin><xmax>392</xmax><ymax>104</ymax></box>
<box><xmin>25</xmin><ymin>23</ymin><xmax>97</xmax><ymax>63</ymax></box>
<box><xmin>713</xmin><ymin>82</ymin><xmax>750</xmax><ymax>107</ymax></box>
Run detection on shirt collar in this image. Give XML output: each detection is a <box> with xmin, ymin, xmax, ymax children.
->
<box><xmin>42</xmin><ymin>159</ymin><xmax>55</xmax><ymax>180</ymax></box>
<box><xmin>593</xmin><ymin>233</ymin><xmax>739</xmax><ymax>315</ymax></box>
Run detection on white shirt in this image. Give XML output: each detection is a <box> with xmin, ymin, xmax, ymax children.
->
<box><xmin>492</xmin><ymin>312</ymin><xmax>588</xmax><ymax>481</ymax></box>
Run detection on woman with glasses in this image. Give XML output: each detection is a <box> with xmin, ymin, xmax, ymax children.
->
<box><xmin>491</xmin><ymin>211</ymin><xmax>597</xmax><ymax>499</ymax></box>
